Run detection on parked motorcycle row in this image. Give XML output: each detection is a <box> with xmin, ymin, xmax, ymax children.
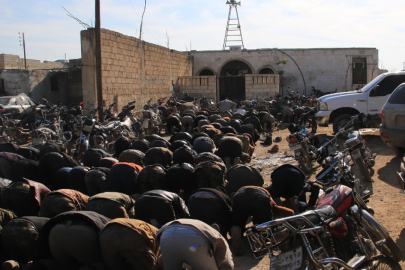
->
<box><xmin>247</xmin><ymin>111</ymin><xmax>401</xmax><ymax>269</ymax></box>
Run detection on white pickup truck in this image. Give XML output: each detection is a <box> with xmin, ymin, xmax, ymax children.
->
<box><xmin>316</xmin><ymin>71</ymin><xmax>405</xmax><ymax>133</ymax></box>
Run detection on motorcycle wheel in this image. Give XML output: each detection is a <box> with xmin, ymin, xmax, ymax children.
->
<box><xmin>363</xmin><ymin>146</ymin><xmax>376</xmax><ymax>168</ymax></box>
<box><xmin>354</xmin><ymin>156</ymin><xmax>372</xmax><ymax>182</ymax></box>
<box><xmin>359</xmin><ymin>214</ymin><xmax>402</xmax><ymax>263</ymax></box>
<box><xmin>378</xmin><ymin>237</ymin><xmax>403</xmax><ymax>263</ymax></box>
<box><xmin>298</xmin><ymin>153</ymin><xmax>313</xmax><ymax>174</ymax></box>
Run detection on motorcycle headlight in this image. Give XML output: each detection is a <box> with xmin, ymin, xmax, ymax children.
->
<box><xmin>319</xmin><ymin>101</ymin><xmax>328</xmax><ymax>111</ymax></box>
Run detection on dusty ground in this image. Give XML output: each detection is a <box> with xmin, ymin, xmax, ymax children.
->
<box><xmin>233</xmin><ymin>125</ymin><xmax>405</xmax><ymax>269</ymax></box>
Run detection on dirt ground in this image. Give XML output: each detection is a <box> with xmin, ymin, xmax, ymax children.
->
<box><xmin>233</xmin><ymin>125</ymin><xmax>405</xmax><ymax>269</ymax></box>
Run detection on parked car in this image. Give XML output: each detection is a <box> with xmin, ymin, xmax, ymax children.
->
<box><xmin>316</xmin><ymin>71</ymin><xmax>405</xmax><ymax>133</ymax></box>
<box><xmin>0</xmin><ymin>93</ymin><xmax>41</xmax><ymax>116</ymax></box>
<box><xmin>380</xmin><ymin>82</ymin><xmax>405</xmax><ymax>156</ymax></box>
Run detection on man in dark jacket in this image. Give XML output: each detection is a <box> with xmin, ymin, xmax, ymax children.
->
<box><xmin>267</xmin><ymin>164</ymin><xmax>320</xmax><ymax>211</ymax></box>
<box><xmin>187</xmin><ymin>187</ymin><xmax>232</xmax><ymax>237</ymax></box>
<box><xmin>135</xmin><ymin>190</ymin><xmax>190</xmax><ymax>228</ymax></box>
<box><xmin>230</xmin><ymin>186</ymin><xmax>294</xmax><ymax>256</ymax></box>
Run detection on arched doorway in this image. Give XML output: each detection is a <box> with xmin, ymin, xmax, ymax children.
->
<box><xmin>219</xmin><ymin>60</ymin><xmax>252</xmax><ymax>101</ymax></box>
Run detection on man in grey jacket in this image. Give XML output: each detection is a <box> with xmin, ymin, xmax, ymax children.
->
<box><xmin>217</xmin><ymin>98</ymin><xmax>237</xmax><ymax>113</ymax></box>
<box><xmin>157</xmin><ymin>219</ymin><xmax>234</xmax><ymax>270</ymax></box>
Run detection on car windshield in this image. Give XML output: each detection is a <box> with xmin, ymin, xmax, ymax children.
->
<box><xmin>0</xmin><ymin>98</ymin><xmax>11</xmax><ymax>105</ymax></box>
<box><xmin>359</xmin><ymin>74</ymin><xmax>386</xmax><ymax>93</ymax></box>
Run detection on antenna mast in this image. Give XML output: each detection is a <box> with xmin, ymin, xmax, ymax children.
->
<box><xmin>222</xmin><ymin>0</ymin><xmax>244</xmax><ymax>50</ymax></box>
<box><xmin>62</xmin><ymin>6</ymin><xmax>91</xmax><ymax>29</ymax></box>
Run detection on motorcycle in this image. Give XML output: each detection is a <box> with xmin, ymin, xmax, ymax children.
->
<box><xmin>2</xmin><ymin>101</ymin><xmax>45</xmax><ymax>144</ymax></box>
<box><xmin>344</xmin><ymin>130</ymin><xmax>376</xmax><ymax>184</ymax></box>
<box><xmin>316</xmin><ymin>114</ymin><xmax>376</xmax><ymax>184</ymax></box>
<box><xmin>73</xmin><ymin>106</ymin><xmax>104</xmax><ymax>162</ymax></box>
<box><xmin>141</xmin><ymin>99</ymin><xmax>162</xmax><ymax>135</ymax></box>
<box><xmin>286</xmin><ymin>110</ymin><xmax>318</xmax><ymax>174</ymax></box>
<box><xmin>198</xmin><ymin>96</ymin><xmax>216</xmax><ymax>111</ymax></box>
<box><xmin>98</xmin><ymin>100</ymin><xmax>138</xmax><ymax>150</ymax></box>
<box><xmin>312</xmin><ymin>86</ymin><xmax>337</xmax><ymax>98</ymax></box>
<box><xmin>246</xmin><ymin>150</ymin><xmax>402</xmax><ymax>269</ymax></box>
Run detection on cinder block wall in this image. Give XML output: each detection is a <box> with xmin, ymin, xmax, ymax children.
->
<box><xmin>0</xmin><ymin>54</ymin><xmax>66</xmax><ymax>70</ymax></box>
<box><xmin>81</xmin><ymin>28</ymin><xmax>192</xmax><ymax>114</ymax></box>
<box><xmin>176</xmin><ymin>76</ymin><xmax>217</xmax><ymax>100</ymax></box>
<box><xmin>245</xmin><ymin>75</ymin><xmax>279</xmax><ymax>99</ymax></box>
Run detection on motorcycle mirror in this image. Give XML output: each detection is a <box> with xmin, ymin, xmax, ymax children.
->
<box><xmin>63</xmin><ymin>131</ymin><xmax>73</xmax><ymax>142</ymax></box>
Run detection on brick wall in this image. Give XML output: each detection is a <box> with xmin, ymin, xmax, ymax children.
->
<box><xmin>176</xmin><ymin>76</ymin><xmax>216</xmax><ymax>100</ymax></box>
<box><xmin>81</xmin><ymin>28</ymin><xmax>192</xmax><ymax>114</ymax></box>
<box><xmin>0</xmin><ymin>54</ymin><xmax>67</xmax><ymax>70</ymax></box>
<box><xmin>175</xmin><ymin>75</ymin><xmax>279</xmax><ymax>101</ymax></box>
<box><xmin>245</xmin><ymin>74</ymin><xmax>279</xmax><ymax>99</ymax></box>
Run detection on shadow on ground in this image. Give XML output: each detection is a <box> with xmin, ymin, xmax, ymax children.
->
<box><xmin>377</xmin><ymin>155</ymin><xmax>402</xmax><ymax>189</ymax></box>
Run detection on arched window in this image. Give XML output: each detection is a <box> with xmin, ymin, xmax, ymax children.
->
<box><xmin>258</xmin><ymin>68</ymin><xmax>275</xmax><ymax>74</ymax></box>
<box><xmin>199</xmin><ymin>69</ymin><xmax>215</xmax><ymax>76</ymax></box>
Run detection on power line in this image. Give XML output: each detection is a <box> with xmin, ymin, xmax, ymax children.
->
<box><xmin>127</xmin><ymin>0</ymin><xmax>166</xmax><ymax>46</ymax></box>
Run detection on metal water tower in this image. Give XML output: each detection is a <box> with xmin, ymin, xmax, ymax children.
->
<box><xmin>222</xmin><ymin>0</ymin><xmax>245</xmax><ymax>50</ymax></box>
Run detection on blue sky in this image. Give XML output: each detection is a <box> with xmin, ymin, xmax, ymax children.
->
<box><xmin>1</xmin><ymin>0</ymin><xmax>404</xmax><ymax>71</ymax></box>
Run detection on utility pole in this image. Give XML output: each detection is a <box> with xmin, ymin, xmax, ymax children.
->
<box><xmin>18</xmin><ymin>32</ymin><xmax>27</xmax><ymax>69</ymax></box>
<box><xmin>95</xmin><ymin>0</ymin><xmax>103</xmax><ymax>121</ymax></box>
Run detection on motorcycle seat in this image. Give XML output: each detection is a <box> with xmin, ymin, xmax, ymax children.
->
<box><xmin>300</xmin><ymin>205</ymin><xmax>338</xmax><ymax>225</ymax></box>
<box><xmin>93</xmin><ymin>124</ymin><xmax>114</xmax><ymax>133</ymax></box>
<box><xmin>100</xmin><ymin>121</ymin><xmax>117</xmax><ymax>129</ymax></box>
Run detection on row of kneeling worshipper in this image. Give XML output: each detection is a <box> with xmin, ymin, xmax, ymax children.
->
<box><xmin>0</xmin><ymin>131</ymin><xmax>314</xmax><ymax>269</ymax></box>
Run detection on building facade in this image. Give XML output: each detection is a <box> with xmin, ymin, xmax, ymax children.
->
<box><xmin>177</xmin><ymin>46</ymin><xmax>384</xmax><ymax>102</ymax></box>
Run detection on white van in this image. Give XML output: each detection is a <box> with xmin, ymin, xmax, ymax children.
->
<box><xmin>316</xmin><ymin>71</ymin><xmax>405</xmax><ymax>133</ymax></box>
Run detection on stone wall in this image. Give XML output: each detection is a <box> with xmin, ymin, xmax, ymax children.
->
<box><xmin>190</xmin><ymin>48</ymin><xmax>383</xmax><ymax>95</ymax></box>
<box><xmin>176</xmin><ymin>74</ymin><xmax>279</xmax><ymax>101</ymax></box>
<box><xmin>176</xmin><ymin>76</ymin><xmax>216</xmax><ymax>100</ymax></box>
<box><xmin>245</xmin><ymin>74</ymin><xmax>279</xmax><ymax>99</ymax></box>
<box><xmin>81</xmin><ymin>28</ymin><xmax>192</xmax><ymax>114</ymax></box>
<box><xmin>0</xmin><ymin>69</ymin><xmax>82</xmax><ymax>105</ymax></box>
<box><xmin>0</xmin><ymin>70</ymin><xmax>30</xmax><ymax>95</ymax></box>
<box><xmin>0</xmin><ymin>54</ymin><xmax>67</xmax><ymax>70</ymax></box>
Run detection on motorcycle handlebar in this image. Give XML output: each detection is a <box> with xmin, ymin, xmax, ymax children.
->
<box><xmin>147</xmin><ymin>99</ymin><xmax>152</xmax><ymax>103</ymax></box>
<box><xmin>317</xmin><ymin>114</ymin><xmax>361</xmax><ymax>153</ymax></box>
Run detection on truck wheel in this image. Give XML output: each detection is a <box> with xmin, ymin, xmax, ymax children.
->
<box><xmin>333</xmin><ymin>114</ymin><xmax>352</xmax><ymax>134</ymax></box>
